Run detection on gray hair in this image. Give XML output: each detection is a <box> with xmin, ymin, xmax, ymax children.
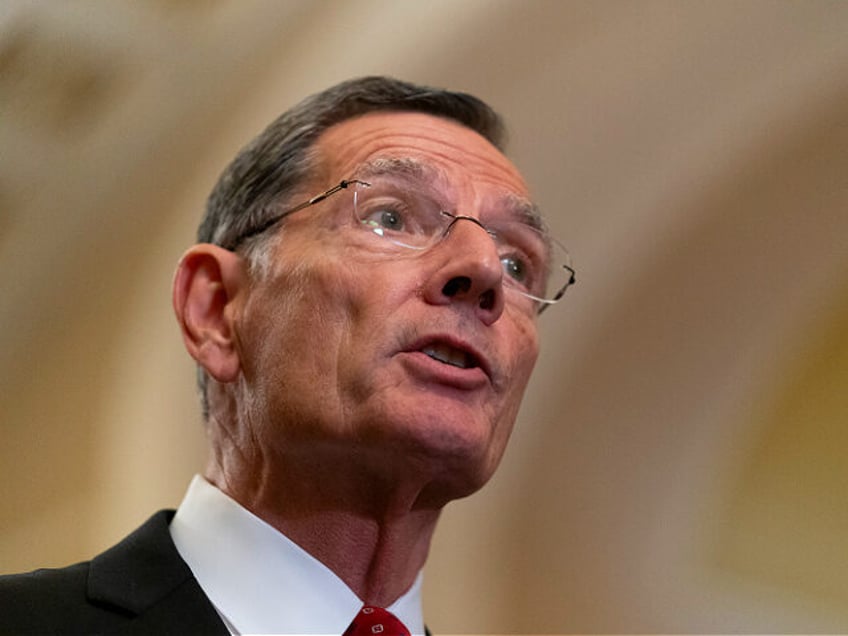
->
<box><xmin>195</xmin><ymin>76</ymin><xmax>507</xmax><ymax>418</ymax></box>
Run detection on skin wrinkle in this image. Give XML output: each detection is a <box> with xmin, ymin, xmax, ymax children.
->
<box><xmin>208</xmin><ymin>406</ymin><xmax>252</xmax><ymax>504</ymax></box>
<box><xmin>335</xmin><ymin>122</ymin><xmax>511</xmax><ymax>190</ymax></box>
<box><xmin>209</xmin><ymin>255</ymin><xmax>319</xmax><ymax>507</ymax></box>
<box><xmin>250</xmin><ymin>243</ymin><xmax>358</xmax><ymax>456</ymax></box>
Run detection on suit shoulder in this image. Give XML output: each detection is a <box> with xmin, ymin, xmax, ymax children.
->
<box><xmin>0</xmin><ymin>560</ymin><xmax>90</xmax><ymax>596</ymax></box>
<box><xmin>0</xmin><ymin>511</ymin><xmax>226</xmax><ymax>635</ymax></box>
<box><xmin>0</xmin><ymin>561</ymin><xmax>97</xmax><ymax>634</ymax></box>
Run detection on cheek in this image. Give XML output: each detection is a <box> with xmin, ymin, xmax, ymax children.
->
<box><xmin>505</xmin><ymin>313</ymin><xmax>540</xmax><ymax>386</ymax></box>
<box><xmin>241</xmin><ymin>256</ymin><xmax>346</xmax><ymax>379</ymax></box>
<box><xmin>491</xmin><ymin>318</ymin><xmax>539</xmax><ymax>429</ymax></box>
<box><xmin>249</xmin><ymin>246</ymin><xmax>404</xmax><ymax>392</ymax></box>
<box><xmin>487</xmin><ymin>322</ymin><xmax>539</xmax><ymax>457</ymax></box>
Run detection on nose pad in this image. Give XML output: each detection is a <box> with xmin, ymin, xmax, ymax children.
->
<box><xmin>443</xmin><ymin>212</ymin><xmax>488</xmax><ymax>235</ymax></box>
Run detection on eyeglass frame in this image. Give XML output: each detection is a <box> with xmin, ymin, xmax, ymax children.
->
<box><xmin>224</xmin><ymin>179</ymin><xmax>576</xmax><ymax>314</ymax></box>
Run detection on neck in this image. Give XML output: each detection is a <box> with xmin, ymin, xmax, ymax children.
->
<box><xmin>205</xmin><ymin>444</ymin><xmax>443</xmax><ymax>605</ymax></box>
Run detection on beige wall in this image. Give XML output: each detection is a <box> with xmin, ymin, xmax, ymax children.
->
<box><xmin>2</xmin><ymin>1</ymin><xmax>848</xmax><ymax>632</ymax></box>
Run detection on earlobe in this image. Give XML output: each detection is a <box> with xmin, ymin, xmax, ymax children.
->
<box><xmin>172</xmin><ymin>244</ymin><xmax>247</xmax><ymax>383</ymax></box>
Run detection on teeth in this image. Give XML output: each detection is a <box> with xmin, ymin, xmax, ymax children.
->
<box><xmin>422</xmin><ymin>344</ymin><xmax>475</xmax><ymax>369</ymax></box>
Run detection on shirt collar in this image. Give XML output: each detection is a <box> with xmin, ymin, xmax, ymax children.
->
<box><xmin>170</xmin><ymin>475</ymin><xmax>425</xmax><ymax>635</ymax></box>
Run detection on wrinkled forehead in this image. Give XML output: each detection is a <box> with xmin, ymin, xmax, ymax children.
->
<box><xmin>312</xmin><ymin>111</ymin><xmax>538</xmax><ymax>211</ymax></box>
<box><xmin>354</xmin><ymin>156</ymin><xmax>546</xmax><ymax>232</ymax></box>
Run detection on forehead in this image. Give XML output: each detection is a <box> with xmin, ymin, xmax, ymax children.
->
<box><xmin>313</xmin><ymin>111</ymin><xmax>531</xmax><ymax>201</ymax></box>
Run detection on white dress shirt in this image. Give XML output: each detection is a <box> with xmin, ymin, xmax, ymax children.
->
<box><xmin>170</xmin><ymin>475</ymin><xmax>425</xmax><ymax>636</ymax></box>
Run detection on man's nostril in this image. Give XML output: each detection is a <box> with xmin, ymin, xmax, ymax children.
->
<box><xmin>479</xmin><ymin>289</ymin><xmax>495</xmax><ymax>311</ymax></box>
<box><xmin>442</xmin><ymin>276</ymin><xmax>472</xmax><ymax>297</ymax></box>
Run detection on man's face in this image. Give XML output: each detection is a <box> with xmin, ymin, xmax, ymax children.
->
<box><xmin>234</xmin><ymin>112</ymin><xmax>541</xmax><ymax>500</ymax></box>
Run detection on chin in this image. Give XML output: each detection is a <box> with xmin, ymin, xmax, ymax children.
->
<box><xmin>353</xmin><ymin>391</ymin><xmax>513</xmax><ymax>498</ymax></box>
<box><xmin>416</xmin><ymin>454</ymin><xmax>501</xmax><ymax>506</ymax></box>
<box><xmin>400</xmin><ymin>413</ymin><xmax>508</xmax><ymax>501</ymax></box>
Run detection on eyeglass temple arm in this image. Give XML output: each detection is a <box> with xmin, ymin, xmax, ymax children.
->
<box><xmin>226</xmin><ymin>179</ymin><xmax>371</xmax><ymax>250</ymax></box>
<box><xmin>537</xmin><ymin>264</ymin><xmax>576</xmax><ymax>315</ymax></box>
<box><xmin>308</xmin><ymin>179</ymin><xmax>371</xmax><ymax>206</ymax></box>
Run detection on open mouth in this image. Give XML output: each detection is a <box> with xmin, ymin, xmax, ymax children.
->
<box><xmin>421</xmin><ymin>343</ymin><xmax>480</xmax><ymax>370</ymax></box>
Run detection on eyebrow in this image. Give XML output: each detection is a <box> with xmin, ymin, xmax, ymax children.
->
<box><xmin>353</xmin><ymin>157</ymin><xmax>546</xmax><ymax>231</ymax></box>
<box><xmin>502</xmin><ymin>192</ymin><xmax>546</xmax><ymax>233</ymax></box>
<box><xmin>356</xmin><ymin>157</ymin><xmax>440</xmax><ymax>184</ymax></box>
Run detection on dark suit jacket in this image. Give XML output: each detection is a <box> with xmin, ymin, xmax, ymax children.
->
<box><xmin>0</xmin><ymin>510</ymin><xmax>229</xmax><ymax>635</ymax></box>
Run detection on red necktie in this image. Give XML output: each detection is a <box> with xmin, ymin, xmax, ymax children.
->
<box><xmin>342</xmin><ymin>605</ymin><xmax>411</xmax><ymax>636</ymax></box>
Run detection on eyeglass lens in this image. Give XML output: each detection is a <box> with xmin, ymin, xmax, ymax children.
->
<box><xmin>350</xmin><ymin>177</ymin><xmax>573</xmax><ymax>305</ymax></box>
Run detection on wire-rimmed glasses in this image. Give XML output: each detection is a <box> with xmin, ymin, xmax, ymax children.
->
<box><xmin>226</xmin><ymin>177</ymin><xmax>575</xmax><ymax>314</ymax></box>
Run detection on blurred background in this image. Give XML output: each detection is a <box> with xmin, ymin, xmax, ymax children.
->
<box><xmin>2</xmin><ymin>0</ymin><xmax>847</xmax><ymax>632</ymax></box>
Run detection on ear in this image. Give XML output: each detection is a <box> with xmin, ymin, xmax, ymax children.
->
<box><xmin>172</xmin><ymin>244</ymin><xmax>248</xmax><ymax>383</ymax></box>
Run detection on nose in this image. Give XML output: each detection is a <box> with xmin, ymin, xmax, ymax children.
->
<box><xmin>421</xmin><ymin>216</ymin><xmax>505</xmax><ymax>324</ymax></box>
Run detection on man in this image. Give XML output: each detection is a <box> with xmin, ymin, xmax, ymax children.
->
<box><xmin>0</xmin><ymin>76</ymin><xmax>574</xmax><ymax>634</ymax></box>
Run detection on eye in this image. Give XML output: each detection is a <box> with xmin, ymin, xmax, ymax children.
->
<box><xmin>359</xmin><ymin>200</ymin><xmax>411</xmax><ymax>235</ymax></box>
<box><xmin>495</xmin><ymin>222</ymin><xmax>552</xmax><ymax>297</ymax></box>
<box><xmin>370</xmin><ymin>208</ymin><xmax>404</xmax><ymax>231</ymax></box>
<box><xmin>501</xmin><ymin>254</ymin><xmax>531</xmax><ymax>285</ymax></box>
